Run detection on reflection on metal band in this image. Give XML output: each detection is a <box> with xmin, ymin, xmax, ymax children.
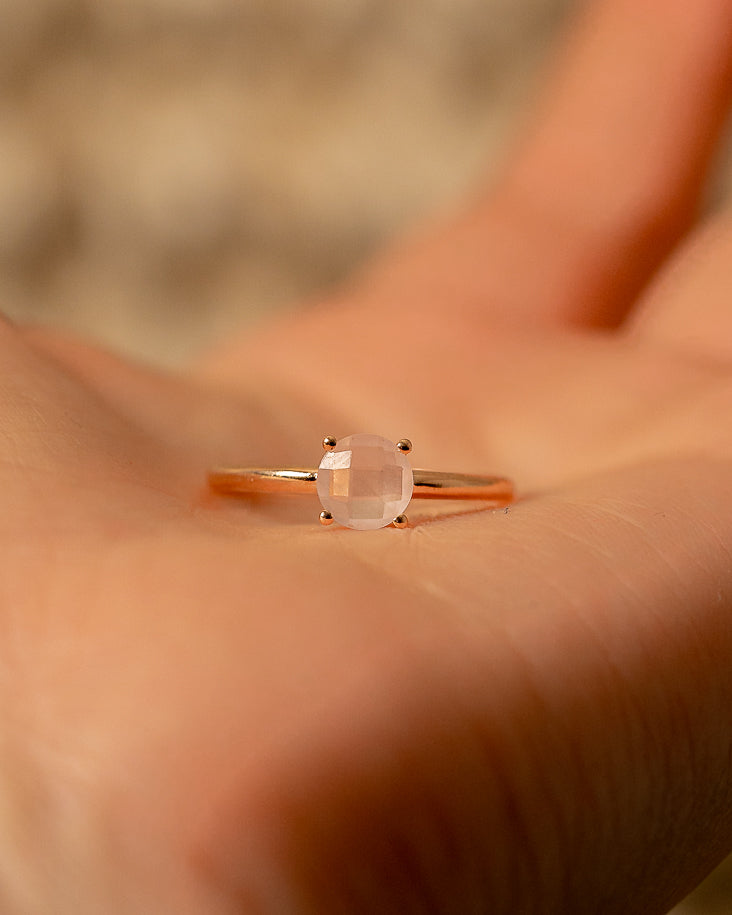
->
<box><xmin>209</xmin><ymin>467</ymin><xmax>514</xmax><ymax>503</ymax></box>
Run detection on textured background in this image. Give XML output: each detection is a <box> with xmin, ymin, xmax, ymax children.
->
<box><xmin>0</xmin><ymin>0</ymin><xmax>730</xmax><ymax>910</ymax></box>
<box><xmin>0</xmin><ymin>0</ymin><xmax>577</xmax><ymax>362</ymax></box>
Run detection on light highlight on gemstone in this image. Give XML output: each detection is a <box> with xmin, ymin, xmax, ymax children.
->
<box><xmin>316</xmin><ymin>433</ymin><xmax>413</xmax><ymax>530</ymax></box>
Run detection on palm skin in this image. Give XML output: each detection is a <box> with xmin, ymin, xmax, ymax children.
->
<box><xmin>2</xmin><ymin>1</ymin><xmax>732</xmax><ymax>913</ymax></box>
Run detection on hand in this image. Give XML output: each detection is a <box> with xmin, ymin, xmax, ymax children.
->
<box><xmin>1</xmin><ymin>0</ymin><xmax>732</xmax><ymax>912</ymax></box>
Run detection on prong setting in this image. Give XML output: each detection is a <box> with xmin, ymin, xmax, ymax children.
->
<box><xmin>392</xmin><ymin>514</ymin><xmax>408</xmax><ymax>528</ymax></box>
<box><xmin>320</xmin><ymin>510</ymin><xmax>334</xmax><ymax>525</ymax></box>
<box><xmin>396</xmin><ymin>439</ymin><xmax>412</xmax><ymax>455</ymax></box>
<box><xmin>316</xmin><ymin>433</ymin><xmax>414</xmax><ymax>530</ymax></box>
<box><xmin>323</xmin><ymin>435</ymin><xmax>337</xmax><ymax>451</ymax></box>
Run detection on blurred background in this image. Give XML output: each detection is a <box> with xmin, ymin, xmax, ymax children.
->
<box><xmin>0</xmin><ymin>0</ymin><xmax>587</xmax><ymax>364</ymax></box>
<box><xmin>0</xmin><ymin>0</ymin><xmax>730</xmax><ymax>910</ymax></box>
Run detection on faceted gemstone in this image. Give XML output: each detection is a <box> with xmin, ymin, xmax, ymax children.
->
<box><xmin>316</xmin><ymin>433</ymin><xmax>413</xmax><ymax>530</ymax></box>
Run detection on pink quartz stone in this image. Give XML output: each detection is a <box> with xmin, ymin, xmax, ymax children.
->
<box><xmin>316</xmin><ymin>433</ymin><xmax>413</xmax><ymax>530</ymax></box>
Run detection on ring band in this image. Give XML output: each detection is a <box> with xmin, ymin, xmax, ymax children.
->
<box><xmin>208</xmin><ymin>467</ymin><xmax>513</xmax><ymax>501</ymax></box>
<box><xmin>208</xmin><ymin>433</ymin><xmax>514</xmax><ymax>530</ymax></box>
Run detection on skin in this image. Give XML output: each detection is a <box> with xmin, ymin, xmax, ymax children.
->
<box><xmin>1</xmin><ymin>0</ymin><xmax>732</xmax><ymax>911</ymax></box>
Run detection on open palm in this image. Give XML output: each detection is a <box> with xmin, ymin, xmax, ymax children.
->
<box><xmin>2</xmin><ymin>2</ymin><xmax>732</xmax><ymax>913</ymax></box>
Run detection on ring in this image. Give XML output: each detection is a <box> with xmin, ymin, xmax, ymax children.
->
<box><xmin>209</xmin><ymin>433</ymin><xmax>514</xmax><ymax>530</ymax></box>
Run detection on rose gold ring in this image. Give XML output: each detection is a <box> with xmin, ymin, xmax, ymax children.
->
<box><xmin>208</xmin><ymin>433</ymin><xmax>514</xmax><ymax>531</ymax></box>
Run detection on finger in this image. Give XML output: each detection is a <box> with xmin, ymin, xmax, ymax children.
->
<box><xmin>483</xmin><ymin>0</ymin><xmax>732</xmax><ymax>327</ymax></box>
<box><xmin>626</xmin><ymin>212</ymin><xmax>732</xmax><ymax>361</ymax></box>
<box><xmin>319</xmin><ymin>0</ymin><xmax>732</xmax><ymax>330</ymax></box>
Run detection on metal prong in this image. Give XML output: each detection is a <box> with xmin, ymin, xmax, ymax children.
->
<box><xmin>323</xmin><ymin>435</ymin><xmax>337</xmax><ymax>451</ymax></box>
<box><xmin>320</xmin><ymin>510</ymin><xmax>334</xmax><ymax>526</ymax></box>
<box><xmin>396</xmin><ymin>439</ymin><xmax>412</xmax><ymax>454</ymax></box>
<box><xmin>392</xmin><ymin>514</ymin><xmax>408</xmax><ymax>528</ymax></box>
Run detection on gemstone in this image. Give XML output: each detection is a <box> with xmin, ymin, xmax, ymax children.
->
<box><xmin>316</xmin><ymin>433</ymin><xmax>413</xmax><ymax>530</ymax></box>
